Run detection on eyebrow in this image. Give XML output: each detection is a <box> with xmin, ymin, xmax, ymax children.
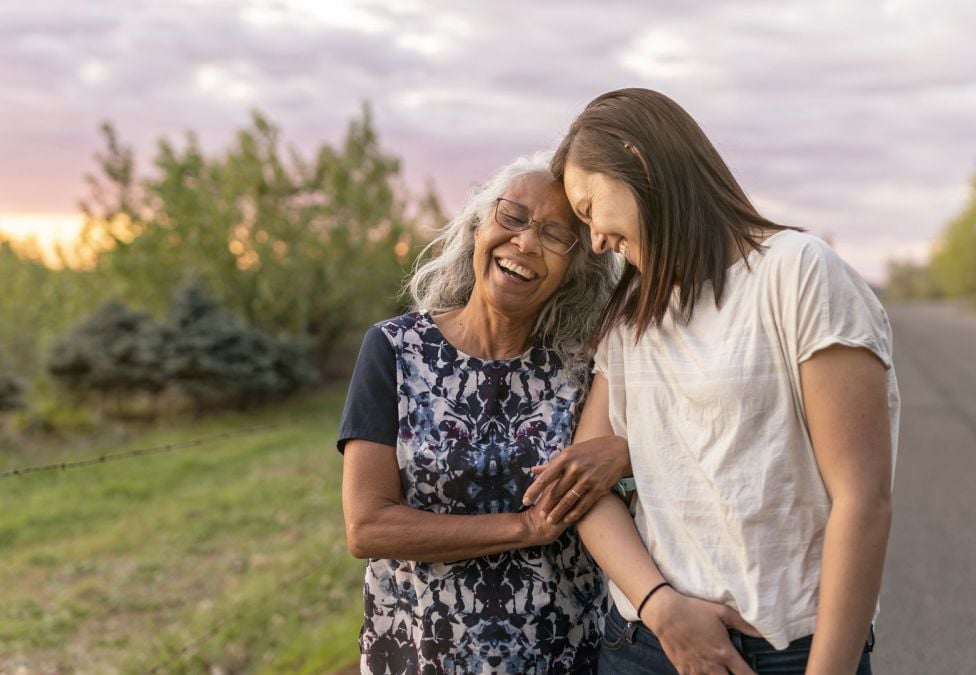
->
<box><xmin>502</xmin><ymin>197</ymin><xmax>574</xmax><ymax>228</ymax></box>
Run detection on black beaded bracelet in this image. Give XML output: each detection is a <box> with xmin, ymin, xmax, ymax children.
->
<box><xmin>636</xmin><ymin>581</ymin><xmax>671</xmax><ymax>621</ymax></box>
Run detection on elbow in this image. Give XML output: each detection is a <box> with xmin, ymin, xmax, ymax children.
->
<box><xmin>833</xmin><ymin>488</ymin><xmax>892</xmax><ymax>529</ymax></box>
<box><xmin>870</xmin><ymin>482</ymin><xmax>893</xmax><ymax>522</ymax></box>
<box><xmin>344</xmin><ymin>518</ymin><xmax>376</xmax><ymax>559</ymax></box>
<box><xmin>344</xmin><ymin>502</ymin><xmax>399</xmax><ymax>559</ymax></box>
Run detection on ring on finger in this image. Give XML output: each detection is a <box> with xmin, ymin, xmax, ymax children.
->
<box><xmin>569</xmin><ymin>488</ymin><xmax>583</xmax><ymax>499</ymax></box>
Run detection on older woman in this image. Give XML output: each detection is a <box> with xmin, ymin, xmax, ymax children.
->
<box><xmin>338</xmin><ymin>152</ymin><xmax>622</xmax><ymax>674</ymax></box>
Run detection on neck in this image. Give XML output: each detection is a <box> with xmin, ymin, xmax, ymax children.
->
<box><xmin>435</xmin><ymin>301</ymin><xmax>536</xmax><ymax>360</ymax></box>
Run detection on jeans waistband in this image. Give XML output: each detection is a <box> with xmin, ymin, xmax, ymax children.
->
<box><xmin>608</xmin><ymin>603</ymin><xmax>875</xmax><ymax>655</ymax></box>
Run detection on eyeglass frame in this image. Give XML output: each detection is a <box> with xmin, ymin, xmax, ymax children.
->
<box><xmin>492</xmin><ymin>197</ymin><xmax>581</xmax><ymax>255</ymax></box>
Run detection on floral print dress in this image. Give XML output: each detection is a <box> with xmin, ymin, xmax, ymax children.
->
<box><xmin>338</xmin><ymin>312</ymin><xmax>605</xmax><ymax>674</ymax></box>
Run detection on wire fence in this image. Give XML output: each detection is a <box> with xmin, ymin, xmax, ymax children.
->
<box><xmin>0</xmin><ymin>424</ymin><xmax>280</xmax><ymax>479</ymax></box>
<box><xmin>1</xmin><ymin>421</ymin><xmax>347</xmax><ymax>672</ymax></box>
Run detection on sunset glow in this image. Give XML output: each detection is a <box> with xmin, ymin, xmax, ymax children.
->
<box><xmin>0</xmin><ymin>213</ymin><xmax>86</xmax><ymax>267</ymax></box>
<box><xmin>1</xmin><ymin>1</ymin><xmax>973</xmax><ymax>284</ymax></box>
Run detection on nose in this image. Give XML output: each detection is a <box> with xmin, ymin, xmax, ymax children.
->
<box><xmin>511</xmin><ymin>222</ymin><xmax>544</xmax><ymax>254</ymax></box>
<box><xmin>590</xmin><ymin>230</ymin><xmax>610</xmax><ymax>254</ymax></box>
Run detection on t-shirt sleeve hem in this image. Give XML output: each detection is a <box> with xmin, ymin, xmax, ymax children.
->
<box><xmin>797</xmin><ymin>335</ymin><xmax>892</xmax><ymax>369</ymax></box>
<box><xmin>335</xmin><ymin>321</ymin><xmax>400</xmax><ymax>454</ymax></box>
<box><xmin>337</xmin><ymin>431</ymin><xmax>398</xmax><ymax>454</ymax></box>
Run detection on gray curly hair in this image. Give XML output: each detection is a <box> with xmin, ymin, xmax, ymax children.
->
<box><xmin>407</xmin><ymin>150</ymin><xmax>620</xmax><ymax>389</ymax></box>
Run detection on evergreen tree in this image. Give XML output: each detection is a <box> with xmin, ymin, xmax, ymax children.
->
<box><xmin>164</xmin><ymin>281</ymin><xmax>316</xmax><ymax>410</ymax></box>
<box><xmin>47</xmin><ymin>301</ymin><xmax>168</xmax><ymax>409</ymax></box>
<box><xmin>0</xmin><ymin>373</ymin><xmax>26</xmax><ymax>411</ymax></box>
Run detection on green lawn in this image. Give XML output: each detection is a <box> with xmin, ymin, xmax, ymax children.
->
<box><xmin>0</xmin><ymin>388</ymin><xmax>363</xmax><ymax>673</ymax></box>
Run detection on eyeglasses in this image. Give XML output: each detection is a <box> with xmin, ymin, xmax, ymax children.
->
<box><xmin>493</xmin><ymin>198</ymin><xmax>580</xmax><ymax>255</ymax></box>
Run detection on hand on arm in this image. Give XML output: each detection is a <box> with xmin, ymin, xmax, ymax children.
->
<box><xmin>801</xmin><ymin>345</ymin><xmax>892</xmax><ymax>675</ymax></box>
<box><xmin>342</xmin><ymin>439</ymin><xmax>567</xmax><ymax>563</ymax></box>
<box><xmin>521</xmin><ymin>375</ymin><xmax>631</xmax><ymax>524</ymax></box>
<box><xmin>569</xmin><ymin>375</ymin><xmax>760</xmax><ymax>675</ymax></box>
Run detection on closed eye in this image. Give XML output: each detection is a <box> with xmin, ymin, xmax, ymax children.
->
<box><xmin>540</xmin><ymin>224</ymin><xmax>578</xmax><ymax>247</ymax></box>
<box><xmin>574</xmin><ymin>201</ymin><xmax>592</xmax><ymax>223</ymax></box>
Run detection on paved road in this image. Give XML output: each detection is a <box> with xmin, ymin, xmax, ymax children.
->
<box><xmin>874</xmin><ymin>302</ymin><xmax>976</xmax><ymax>675</ymax></box>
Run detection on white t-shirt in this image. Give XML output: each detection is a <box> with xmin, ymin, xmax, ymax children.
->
<box><xmin>595</xmin><ymin>230</ymin><xmax>900</xmax><ymax>649</ymax></box>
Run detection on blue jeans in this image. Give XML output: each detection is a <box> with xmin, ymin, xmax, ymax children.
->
<box><xmin>599</xmin><ymin>604</ymin><xmax>873</xmax><ymax>674</ymax></box>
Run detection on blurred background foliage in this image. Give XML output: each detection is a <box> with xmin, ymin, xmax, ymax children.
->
<box><xmin>1</xmin><ymin>105</ymin><xmax>444</xmax><ymax>436</ymax></box>
<box><xmin>886</xmin><ymin>175</ymin><xmax>976</xmax><ymax>302</ymax></box>
<box><xmin>2</xmin><ymin>103</ymin><xmax>974</xmax><ymax>434</ymax></box>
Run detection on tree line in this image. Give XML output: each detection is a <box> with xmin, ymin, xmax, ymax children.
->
<box><xmin>887</xmin><ymin>175</ymin><xmax>976</xmax><ymax>301</ymax></box>
<box><xmin>0</xmin><ymin>106</ymin><xmax>442</xmax><ymax>428</ymax></box>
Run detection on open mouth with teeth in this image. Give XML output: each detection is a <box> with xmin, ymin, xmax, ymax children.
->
<box><xmin>495</xmin><ymin>257</ymin><xmax>539</xmax><ymax>282</ymax></box>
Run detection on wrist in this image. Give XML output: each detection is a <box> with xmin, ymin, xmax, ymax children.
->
<box><xmin>639</xmin><ymin>584</ymin><xmax>678</xmax><ymax>632</ymax></box>
<box><xmin>516</xmin><ymin>509</ymin><xmax>543</xmax><ymax>547</ymax></box>
<box><xmin>635</xmin><ymin>581</ymin><xmax>671</xmax><ymax>621</ymax></box>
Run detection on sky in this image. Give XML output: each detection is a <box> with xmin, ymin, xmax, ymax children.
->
<box><xmin>1</xmin><ymin>0</ymin><xmax>974</xmax><ymax>282</ymax></box>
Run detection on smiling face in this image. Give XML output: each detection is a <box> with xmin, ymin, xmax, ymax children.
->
<box><xmin>471</xmin><ymin>171</ymin><xmax>580</xmax><ymax>321</ymax></box>
<box><xmin>562</xmin><ymin>160</ymin><xmax>644</xmax><ymax>272</ymax></box>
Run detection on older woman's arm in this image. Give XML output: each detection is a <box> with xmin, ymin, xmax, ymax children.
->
<box><xmin>571</xmin><ymin>375</ymin><xmax>760</xmax><ymax>675</ymax></box>
<box><xmin>342</xmin><ymin>439</ymin><xmax>567</xmax><ymax>563</ymax></box>
<box><xmin>801</xmin><ymin>345</ymin><xmax>892</xmax><ymax>674</ymax></box>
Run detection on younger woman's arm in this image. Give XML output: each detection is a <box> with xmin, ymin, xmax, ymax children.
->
<box><xmin>800</xmin><ymin>345</ymin><xmax>893</xmax><ymax>674</ymax></box>
<box><xmin>572</xmin><ymin>375</ymin><xmax>760</xmax><ymax>675</ymax></box>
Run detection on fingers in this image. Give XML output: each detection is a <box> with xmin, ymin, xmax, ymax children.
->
<box><xmin>520</xmin><ymin>506</ymin><xmax>565</xmax><ymax>545</ymax></box>
<box><xmin>725</xmin><ymin>650</ymin><xmax>758</xmax><ymax>675</ymax></box>
<box><xmin>555</xmin><ymin>485</ymin><xmax>604</xmax><ymax>524</ymax></box>
<box><xmin>544</xmin><ymin>482</ymin><xmax>585</xmax><ymax>523</ymax></box>
<box><xmin>533</xmin><ymin>467</ymin><xmax>572</xmax><ymax>514</ymax></box>
<box><xmin>522</xmin><ymin>439</ymin><xmax>620</xmax><ymax>518</ymax></box>
<box><xmin>522</xmin><ymin>460</ymin><xmax>562</xmax><ymax>506</ymax></box>
<box><xmin>721</xmin><ymin>608</ymin><xmax>763</xmax><ymax>638</ymax></box>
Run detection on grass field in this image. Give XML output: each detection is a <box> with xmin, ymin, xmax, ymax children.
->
<box><xmin>0</xmin><ymin>388</ymin><xmax>363</xmax><ymax>673</ymax></box>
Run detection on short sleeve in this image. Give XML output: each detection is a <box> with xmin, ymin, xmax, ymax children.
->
<box><xmin>593</xmin><ymin>334</ymin><xmax>611</xmax><ymax>379</ymax></box>
<box><xmin>336</xmin><ymin>324</ymin><xmax>398</xmax><ymax>454</ymax></box>
<box><xmin>791</xmin><ymin>237</ymin><xmax>893</xmax><ymax>368</ymax></box>
<box><xmin>592</xmin><ymin>324</ymin><xmax>628</xmax><ymax>437</ymax></box>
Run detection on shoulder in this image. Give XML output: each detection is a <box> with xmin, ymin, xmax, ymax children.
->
<box><xmin>755</xmin><ymin>230</ymin><xmax>866</xmax><ymax>290</ymax></box>
<box><xmin>369</xmin><ymin>311</ymin><xmax>428</xmax><ymax>344</ymax></box>
<box><xmin>759</xmin><ymin>230</ymin><xmax>835</xmax><ymax>268</ymax></box>
<box><xmin>374</xmin><ymin>310</ymin><xmax>425</xmax><ymax>333</ymax></box>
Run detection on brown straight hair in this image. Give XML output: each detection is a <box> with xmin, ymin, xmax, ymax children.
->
<box><xmin>551</xmin><ymin>88</ymin><xmax>798</xmax><ymax>346</ymax></box>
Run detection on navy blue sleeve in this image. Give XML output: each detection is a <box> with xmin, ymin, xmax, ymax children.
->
<box><xmin>336</xmin><ymin>324</ymin><xmax>398</xmax><ymax>454</ymax></box>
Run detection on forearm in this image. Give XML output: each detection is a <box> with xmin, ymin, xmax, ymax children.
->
<box><xmin>346</xmin><ymin>503</ymin><xmax>533</xmax><ymax>563</ymax></box>
<box><xmin>577</xmin><ymin>495</ymin><xmax>665</xmax><ymax>610</ymax></box>
<box><xmin>807</xmin><ymin>496</ymin><xmax>892</xmax><ymax>674</ymax></box>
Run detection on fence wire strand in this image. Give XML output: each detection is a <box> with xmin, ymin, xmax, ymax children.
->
<box><xmin>4</xmin><ymin>420</ymin><xmax>338</xmax><ymax>671</ymax></box>
<box><xmin>0</xmin><ymin>424</ymin><xmax>280</xmax><ymax>479</ymax></box>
